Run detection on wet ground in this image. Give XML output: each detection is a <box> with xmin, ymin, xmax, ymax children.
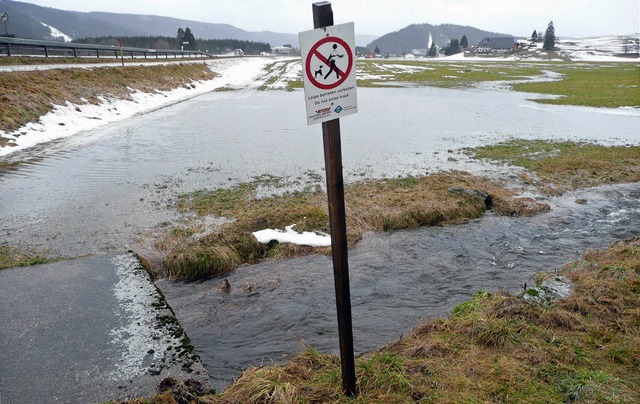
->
<box><xmin>0</xmin><ymin>252</ymin><xmax>209</xmax><ymax>403</ymax></box>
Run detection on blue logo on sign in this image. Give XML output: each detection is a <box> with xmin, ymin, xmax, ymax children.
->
<box><xmin>334</xmin><ymin>105</ymin><xmax>343</xmax><ymax>114</ymax></box>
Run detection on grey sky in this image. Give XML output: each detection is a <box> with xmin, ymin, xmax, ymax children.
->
<box><xmin>13</xmin><ymin>0</ymin><xmax>640</xmax><ymax>38</ymax></box>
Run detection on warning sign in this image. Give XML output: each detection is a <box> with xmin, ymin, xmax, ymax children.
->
<box><xmin>299</xmin><ymin>22</ymin><xmax>358</xmax><ymax>125</ymax></box>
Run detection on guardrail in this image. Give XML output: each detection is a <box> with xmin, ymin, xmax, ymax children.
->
<box><xmin>0</xmin><ymin>36</ymin><xmax>214</xmax><ymax>59</ymax></box>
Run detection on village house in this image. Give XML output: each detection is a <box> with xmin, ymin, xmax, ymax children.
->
<box><xmin>475</xmin><ymin>37</ymin><xmax>517</xmax><ymax>53</ymax></box>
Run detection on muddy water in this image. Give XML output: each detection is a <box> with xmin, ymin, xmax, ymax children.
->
<box><xmin>158</xmin><ymin>183</ymin><xmax>640</xmax><ymax>391</ymax></box>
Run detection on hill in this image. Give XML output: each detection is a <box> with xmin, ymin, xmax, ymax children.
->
<box><xmin>367</xmin><ymin>23</ymin><xmax>511</xmax><ymax>55</ymax></box>
<box><xmin>0</xmin><ymin>0</ymin><xmax>375</xmax><ymax>47</ymax></box>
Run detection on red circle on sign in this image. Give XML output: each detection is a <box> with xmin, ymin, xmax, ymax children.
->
<box><xmin>305</xmin><ymin>36</ymin><xmax>354</xmax><ymax>90</ymax></box>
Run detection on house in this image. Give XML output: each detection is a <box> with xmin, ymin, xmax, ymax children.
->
<box><xmin>476</xmin><ymin>37</ymin><xmax>516</xmax><ymax>53</ymax></box>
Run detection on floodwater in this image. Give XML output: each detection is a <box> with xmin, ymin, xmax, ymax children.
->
<box><xmin>1</xmin><ymin>85</ymin><xmax>639</xmax><ymax>391</ymax></box>
<box><xmin>1</xmin><ymin>87</ymin><xmax>638</xmax><ymax>255</ymax></box>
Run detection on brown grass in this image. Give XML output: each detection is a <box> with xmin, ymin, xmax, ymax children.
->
<box><xmin>0</xmin><ymin>63</ymin><xmax>215</xmax><ymax>132</ymax></box>
<box><xmin>134</xmin><ymin>238</ymin><xmax>639</xmax><ymax>403</ymax></box>
<box><xmin>0</xmin><ymin>56</ymin><xmax>207</xmax><ymax>66</ymax></box>
<box><xmin>141</xmin><ymin>171</ymin><xmax>550</xmax><ymax>281</ymax></box>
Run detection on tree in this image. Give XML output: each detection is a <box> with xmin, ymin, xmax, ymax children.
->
<box><xmin>444</xmin><ymin>38</ymin><xmax>460</xmax><ymax>56</ymax></box>
<box><xmin>543</xmin><ymin>21</ymin><xmax>555</xmax><ymax>50</ymax></box>
<box><xmin>531</xmin><ymin>30</ymin><xmax>538</xmax><ymax>41</ymax></box>
<box><xmin>460</xmin><ymin>35</ymin><xmax>468</xmax><ymax>49</ymax></box>
<box><xmin>374</xmin><ymin>45</ymin><xmax>380</xmax><ymax>54</ymax></box>
<box><xmin>177</xmin><ymin>28</ymin><xmax>184</xmax><ymax>44</ymax></box>
<box><xmin>182</xmin><ymin>27</ymin><xmax>196</xmax><ymax>50</ymax></box>
<box><xmin>428</xmin><ymin>41</ymin><xmax>437</xmax><ymax>57</ymax></box>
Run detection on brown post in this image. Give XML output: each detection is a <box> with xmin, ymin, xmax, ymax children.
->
<box><xmin>312</xmin><ymin>1</ymin><xmax>357</xmax><ymax>397</ymax></box>
<box><xmin>119</xmin><ymin>38</ymin><xmax>125</xmax><ymax>66</ymax></box>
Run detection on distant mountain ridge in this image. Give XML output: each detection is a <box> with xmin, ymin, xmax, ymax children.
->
<box><xmin>0</xmin><ymin>0</ymin><xmax>376</xmax><ymax>46</ymax></box>
<box><xmin>367</xmin><ymin>23</ymin><xmax>512</xmax><ymax>55</ymax></box>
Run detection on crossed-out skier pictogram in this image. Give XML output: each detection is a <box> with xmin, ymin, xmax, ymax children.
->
<box><xmin>305</xmin><ymin>36</ymin><xmax>354</xmax><ymax>90</ymax></box>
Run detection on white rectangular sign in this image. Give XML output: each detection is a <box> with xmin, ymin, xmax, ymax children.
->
<box><xmin>299</xmin><ymin>22</ymin><xmax>358</xmax><ymax>125</ymax></box>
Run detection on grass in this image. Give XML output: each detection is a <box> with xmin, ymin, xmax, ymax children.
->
<box><xmin>0</xmin><ymin>63</ymin><xmax>215</xmax><ymax>132</ymax></box>
<box><xmin>142</xmin><ymin>171</ymin><xmax>550</xmax><ymax>281</ymax></box>
<box><xmin>513</xmin><ymin>64</ymin><xmax>640</xmax><ymax>108</ymax></box>
<box><xmin>466</xmin><ymin>139</ymin><xmax>640</xmax><ymax>194</ymax></box>
<box><xmin>355</xmin><ymin>61</ymin><xmax>639</xmax><ymax>108</ymax></box>
<box><xmin>272</xmin><ymin>59</ymin><xmax>638</xmax><ymax>108</ymax></box>
<box><xmin>127</xmin><ymin>237</ymin><xmax>640</xmax><ymax>403</ymax></box>
<box><xmin>357</xmin><ymin>59</ymin><xmax>544</xmax><ymax>89</ymax></box>
<box><xmin>0</xmin><ymin>56</ymin><xmax>208</xmax><ymax>66</ymax></box>
<box><xmin>0</xmin><ymin>245</ymin><xmax>52</xmax><ymax>269</ymax></box>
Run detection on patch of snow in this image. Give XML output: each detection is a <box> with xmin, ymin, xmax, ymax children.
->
<box><xmin>0</xmin><ymin>57</ymin><xmax>271</xmax><ymax>156</ymax></box>
<box><xmin>259</xmin><ymin>58</ymin><xmax>301</xmax><ymax>89</ymax></box>
<box><xmin>522</xmin><ymin>276</ymin><xmax>573</xmax><ymax>307</ymax></box>
<box><xmin>108</xmin><ymin>253</ymin><xmax>182</xmax><ymax>379</ymax></box>
<box><xmin>40</xmin><ymin>22</ymin><xmax>72</xmax><ymax>42</ymax></box>
<box><xmin>253</xmin><ymin>224</ymin><xmax>331</xmax><ymax>247</ymax></box>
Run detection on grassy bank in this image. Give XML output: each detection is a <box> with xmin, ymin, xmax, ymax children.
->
<box><xmin>0</xmin><ymin>63</ymin><xmax>215</xmax><ymax>133</ymax></box>
<box><xmin>0</xmin><ymin>245</ymin><xmax>51</xmax><ymax>269</ymax></box>
<box><xmin>0</xmin><ymin>56</ymin><xmax>208</xmax><ymax>66</ymax></box>
<box><xmin>466</xmin><ymin>140</ymin><xmax>640</xmax><ymax>194</ymax></box>
<box><xmin>145</xmin><ymin>171</ymin><xmax>549</xmax><ymax>281</ymax></box>
<box><xmin>128</xmin><ymin>237</ymin><xmax>640</xmax><ymax>403</ymax></box>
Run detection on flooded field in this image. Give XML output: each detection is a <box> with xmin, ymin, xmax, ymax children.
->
<box><xmin>1</xmin><ymin>86</ymin><xmax>638</xmax><ymax>256</ymax></box>
<box><xmin>1</xmin><ymin>82</ymin><xmax>638</xmax><ymax>392</ymax></box>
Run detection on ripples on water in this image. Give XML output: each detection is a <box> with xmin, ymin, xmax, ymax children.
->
<box><xmin>158</xmin><ymin>183</ymin><xmax>640</xmax><ymax>391</ymax></box>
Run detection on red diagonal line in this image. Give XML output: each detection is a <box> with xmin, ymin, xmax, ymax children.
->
<box><xmin>312</xmin><ymin>49</ymin><xmax>346</xmax><ymax>77</ymax></box>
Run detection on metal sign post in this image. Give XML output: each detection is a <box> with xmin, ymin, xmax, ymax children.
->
<box><xmin>299</xmin><ymin>1</ymin><xmax>358</xmax><ymax>396</ymax></box>
<box><xmin>1</xmin><ymin>12</ymin><xmax>9</xmax><ymax>37</ymax></box>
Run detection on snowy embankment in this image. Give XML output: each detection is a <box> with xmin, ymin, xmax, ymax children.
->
<box><xmin>0</xmin><ymin>57</ymin><xmax>271</xmax><ymax>157</ymax></box>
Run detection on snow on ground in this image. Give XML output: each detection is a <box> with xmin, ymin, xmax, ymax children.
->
<box><xmin>556</xmin><ymin>35</ymin><xmax>640</xmax><ymax>62</ymax></box>
<box><xmin>40</xmin><ymin>22</ymin><xmax>72</xmax><ymax>42</ymax></box>
<box><xmin>253</xmin><ymin>225</ymin><xmax>331</xmax><ymax>247</ymax></box>
<box><xmin>0</xmin><ymin>57</ymin><xmax>272</xmax><ymax>157</ymax></box>
<box><xmin>258</xmin><ymin>58</ymin><xmax>300</xmax><ymax>90</ymax></box>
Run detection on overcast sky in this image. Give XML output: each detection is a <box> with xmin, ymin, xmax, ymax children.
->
<box><xmin>17</xmin><ymin>0</ymin><xmax>640</xmax><ymax>38</ymax></box>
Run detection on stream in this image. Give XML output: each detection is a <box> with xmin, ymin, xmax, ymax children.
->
<box><xmin>157</xmin><ymin>183</ymin><xmax>640</xmax><ymax>391</ymax></box>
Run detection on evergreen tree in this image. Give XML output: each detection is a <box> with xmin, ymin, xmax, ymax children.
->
<box><xmin>543</xmin><ymin>21</ymin><xmax>555</xmax><ymax>50</ymax></box>
<box><xmin>460</xmin><ymin>35</ymin><xmax>468</xmax><ymax>49</ymax></box>
<box><xmin>183</xmin><ymin>27</ymin><xmax>196</xmax><ymax>50</ymax></box>
<box><xmin>374</xmin><ymin>45</ymin><xmax>380</xmax><ymax>54</ymax></box>
<box><xmin>531</xmin><ymin>30</ymin><xmax>538</xmax><ymax>41</ymax></box>
<box><xmin>444</xmin><ymin>39</ymin><xmax>460</xmax><ymax>56</ymax></box>
<box><xmin>428</xmin><ymin>41</ymin><xmax>437</xmax><ymax>57</ymax></box>
<box><xmin>177</xmin><ymin>28</ymin><xmax>184</xmax><ymax>44</ymax></box>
